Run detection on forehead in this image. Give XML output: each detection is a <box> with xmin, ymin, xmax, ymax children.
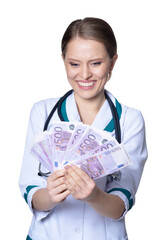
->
<box><xmin>65</xmin><ymin>37</ymin><xmax>109</xmax><ymax>59</ymax></box>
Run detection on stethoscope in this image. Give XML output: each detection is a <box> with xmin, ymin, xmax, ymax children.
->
<box><xmin>38</xmin><ymin>89</ymin><xmax>121</xmax><ymax>182</ymax></box>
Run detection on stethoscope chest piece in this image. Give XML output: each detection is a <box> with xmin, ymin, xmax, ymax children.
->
<box><xmin>107</xmin><ymin>171</ymin><xmax>122</xmax><ymax>183</ymax></box>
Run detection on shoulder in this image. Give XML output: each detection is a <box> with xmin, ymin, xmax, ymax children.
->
<box><xmin>107</xmin><ymin>91</ymin><xmax>145</xmax><ymax>127</ymax></box>
<box><xmin>31</xmin><ymin>97</ymin><xmax>59</xmax><ymax>117</ymax></box>
<box><xmin>121</xmin><ymin>104</ymin><xmax>145</xmax><ymax>127</ymax></box>
<box><xmin>120</xmin><ymin>103</ymin><xmax>145</xmax><ymax>142</ymax></box>
<box><xmin>29</xmin><ymin>97</ymin><xmax>60</xmax><ymax>132</ymax></box>
<box><xmin>33</xmin><ymin>97</ymin><xmax>59</xmax><ymax>111</ymax></box>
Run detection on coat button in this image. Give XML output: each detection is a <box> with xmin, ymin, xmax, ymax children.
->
<box><xmin>75</xmin><ymin>228</ymin><xmax>81</xmax><ymax>233</ymax></box>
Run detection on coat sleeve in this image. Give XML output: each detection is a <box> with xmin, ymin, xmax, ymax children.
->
<box><xmin>19</xmin><ymin>102</ymin><xmax>52</xmax><ymax>221</ymax></box>
<box><xmin>106</xmin><ymin>108</ymin><xmax>148</xmax><ymax>219</ymax></box>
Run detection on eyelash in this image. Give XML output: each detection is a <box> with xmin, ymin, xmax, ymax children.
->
<box><xmin>70</xmin><ymin>63</ymin><xmax>79</xmax><ymax>67</ymax></box>
<box><xmin>92</xmin><ymin>62</ymin><xmax>101</xmax><ymax>66</ymax></box>
<box><xmin>69</xmin><ymin>62</ymin><xmax>102</xmax><ymax>67</ymax></box>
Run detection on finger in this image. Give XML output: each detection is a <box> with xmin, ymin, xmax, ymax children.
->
<box><xmin>71</xmin><ymin>164</ymin><xmax>96</xmax><ymax>190</ymax></box>
<box><xmin>65</xmin><ymin>165</ymin><xmax>96</xmax><ymax>198</ymax></box>
<box><xmin>64</xmin><ymin>173</ymin><xmax>92</xmax><ymax>200</ymax></box>
<box><xmin>65</xmin><ymin>165</ymin><xmax>87</xmax><ymax>188</ymax></box>
<box><xmin>51</xmin><ymin>189</ymin><xmax>70</xmax><ymax>203</ymax></box>
<box><xmin>64</xmin><ymin>172</ymin><xmax>81</xmax><ymax>194</ymax></box>
<box><xmin>47</xmin><ymin>176</ymin><xmax>66</xmax><ymax>190</ymax></box>
<box><xmin>58</xmin><ymin>189</ymin><xmax>70</xmax><ymax>201</ymax></box>
<box><xmin>70</xmin><ymin>164</ymin><xmax>92</xmax><ymax>183</ymax></box>
<box><xmin>50</xmin><ymin>183</ymin><xmax>68</xmax><ymax>195</ymax></box>
<box><xmin>48</xmin><ymin>169</ymin><xmax>66</xmax><ymax>181</ymax></box>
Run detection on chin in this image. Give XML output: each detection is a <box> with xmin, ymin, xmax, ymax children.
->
<box><xmin>74</xmin><ymin>89</ymin><xmax>103</xmax><ymax>101</ymax></box>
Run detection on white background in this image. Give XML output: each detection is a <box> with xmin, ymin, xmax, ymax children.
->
<box><xmin>0</xmin><ymin>0</ymin><xmax>159</xmax><ymax>239</ymax></box>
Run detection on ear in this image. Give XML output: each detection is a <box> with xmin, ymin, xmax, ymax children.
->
<box><xmin>109</xmin><ymin>54</ymin><xmax>118</xmax><ymax>72</ymax></box>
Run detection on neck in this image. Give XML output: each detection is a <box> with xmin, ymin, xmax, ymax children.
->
<box><xmin>74</xmin><ymin>91</ymin><xmax>106</xmax><ymax>125</ymax></box>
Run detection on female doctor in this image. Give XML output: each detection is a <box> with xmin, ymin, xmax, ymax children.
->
<box><xmin>19</xmin><ymin>17</ymin><xmax>148</xmax><ymax>240</ymax></box>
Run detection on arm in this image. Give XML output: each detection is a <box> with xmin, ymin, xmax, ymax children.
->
<box><xmin>64</xmin><ymin>164</ymin><xmax>125</xmax><ymax>220</ymax></box>
<box><xmin>19</xmin><ymin>100</ymin><xmax>71</xmax><ymax>220</ymax></box>
<box><xmin>32</xmin><ymin>188</ymin><xmax>55</xmax><ymax>211</ymax></box>
<box><xmin>64</xmin><ymin>109</ymin><xmax>148</xmax><ymax>220</ymax></box>
<box><xmin>106</xmin><ymin>109</ymin><xmax>148</xmax><ymax>216</ymax></box>
<box><xmin>86</xmin><ymin>188</ymin><xmax>125</xmax><ymax>220</ymax></box>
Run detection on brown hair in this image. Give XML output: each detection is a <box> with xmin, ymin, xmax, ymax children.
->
<box><xmin>61</xmin><ymin>17</ymin><xmax>117</xmax><ymax>59</ymax></box>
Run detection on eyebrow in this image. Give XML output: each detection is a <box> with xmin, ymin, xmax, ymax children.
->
<box><xmin>67</xmin><ymin>58</ymin><xmax>80</xmax><ymax>62</ymax></box>
<box><xmin>67</xmin><ymin>58</ymin><xmax>104</xmax><ymax>62</ymax></box>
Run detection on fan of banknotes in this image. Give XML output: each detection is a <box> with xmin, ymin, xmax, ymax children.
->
<box><xmin>30</xmin><ymin>121</ymin><xmax>132</xmax><ymax>179</ymax></box>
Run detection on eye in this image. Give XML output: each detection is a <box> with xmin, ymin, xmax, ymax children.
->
<box><xmin>69</xmin><ymin>62</ymin><xmax>79</xmax><ymax>67</ymax></box>
<box><xmin>92</xmin><ymin>62</ymin><xmax>102</xmax><ymax>66</ymax></box>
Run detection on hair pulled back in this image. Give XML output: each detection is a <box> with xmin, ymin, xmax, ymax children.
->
<box><xmin>61</xmin><ymin>17</ymin><xmax>117</xmax><ymax>59</ymax></box>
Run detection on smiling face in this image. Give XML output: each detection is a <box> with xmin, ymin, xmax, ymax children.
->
<box><xmin>63</xmin><ymin>37</ymin><xmax>117</xmax><ymax>102</ymax></box>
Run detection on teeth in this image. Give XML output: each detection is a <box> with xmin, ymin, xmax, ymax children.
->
<box><xmin>78</xmin><ymin>81</ymin><xmax>95</xmax><ymax>87</ymax></box>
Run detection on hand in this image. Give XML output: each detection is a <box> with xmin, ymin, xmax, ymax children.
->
<box><xmin>64</xmin><ymin>164</ymin><xmax>98</xmax><ymax>201</ymax></box>
<box><xmin>47</xmin><ymin>169</ymin><xmax>70</xmax><ymax>204</ymax></box>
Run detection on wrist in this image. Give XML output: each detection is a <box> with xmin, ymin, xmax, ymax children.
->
<box><xmin>32</xmin><ymin>188</ymin><xmax>58</xmax><ymax>211</ymax></box>
<box><xmin>85</xmin><ymin>186</ymin><xmax>100</xmax><ymax>203</ymax></box>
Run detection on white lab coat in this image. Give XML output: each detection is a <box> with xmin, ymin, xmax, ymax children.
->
<box><xmin>19</xmin><ymin>91</ymin><xmax>148</xmax><ymax>240</ymax></box>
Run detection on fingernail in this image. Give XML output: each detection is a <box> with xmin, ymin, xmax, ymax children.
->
<box><xmin>70</xmin><ymin>163</ymin><xmax>75</xmax><ymax>167</ymax></box>
<box><xmin>64</xmin><ymin>165</ymin><xmax>71</xmax><ymax>170</ymax></box>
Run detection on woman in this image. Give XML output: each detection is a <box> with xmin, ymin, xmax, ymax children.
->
<box><xmin>19</xmin><ymin>17</ymin><xmax>148</xmax><ymax>240</ymax></box>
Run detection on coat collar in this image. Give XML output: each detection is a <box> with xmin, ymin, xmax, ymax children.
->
<box><xmin>60</xmin><ymin>90</ymin><xmax>122</xmax><ymax>132</ymax></box>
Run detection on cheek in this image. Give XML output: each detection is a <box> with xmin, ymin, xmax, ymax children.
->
<box><xmin>93</xmin><ymin>68</ymin><xmax>108</xmax><ymax>79</ymax></box>
<box><xmin>66</xmin><ymin>67</ymin><xmax>78</xmax><ymax>80</ymax></box>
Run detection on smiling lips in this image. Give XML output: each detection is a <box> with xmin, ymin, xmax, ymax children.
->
<box><xmin>76</xmin><ymin>80</ymin><xmax>96</xmax><ymax>89</ymax></box>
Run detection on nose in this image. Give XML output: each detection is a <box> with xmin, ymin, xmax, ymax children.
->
<box><xmin>80</xmin><ymin>65</ymin><xmax>92</xmax><ymax>80</ymax></box>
